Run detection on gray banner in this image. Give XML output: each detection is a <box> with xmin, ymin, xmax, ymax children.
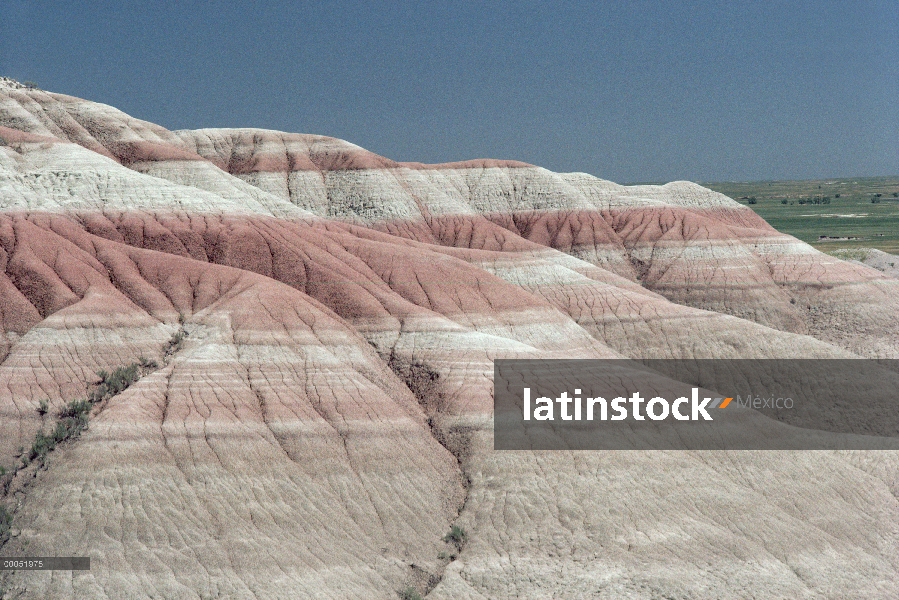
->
<box><xmin>494</xmin><ymin>359</ymin><xmax>899</xmax><ymax>450</ymax></box>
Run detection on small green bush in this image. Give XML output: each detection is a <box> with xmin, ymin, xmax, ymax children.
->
<box><xmin>399</xmin><ymin>587</ymin><xmax>423</xmax><ymax>600</ymax></box>
<box><xmin>164</xmin><ymin>330</ymin><xmax>186</xmax><ymax>358</ymax></box>
<box><xmin>58</xmin><ymin>399</ymin><xmax>90</xmax><ymax>421</ymax></box>
<box><xmin>37</xmin><ymin>398</ymin><xmax>49</xmax><ymax>415</ymax></box>
<box><xmin>91</xmin><ymin>363</ymin><xmax>142</xmax><ymax>402</ymax></box>
<box><xmin>443</xmin><ymin>524</ymin><xmax>467</xmax><ymax>550</ymax></box>
<box><xmin>29</xmin><ymin>430</ymin><xmax>56</xmax><ymax>463</ymax></box>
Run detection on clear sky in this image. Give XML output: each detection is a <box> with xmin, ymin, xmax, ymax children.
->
<box><xmin>2</xmin><ymin>1</ymin><xmax>897</xmax><ymax>183</ymax></box>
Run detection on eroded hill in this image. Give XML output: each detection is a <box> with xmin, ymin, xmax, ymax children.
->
<box><xmin>0</xmin><ymin>79</ymin><xmax>897</xmax><ymax>599</ymax></box>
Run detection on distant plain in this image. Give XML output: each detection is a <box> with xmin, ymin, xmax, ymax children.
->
<box><xmin>703</xmin><ymin>176</ymin><xmax>899</xmax><ymax>253</ymax></box>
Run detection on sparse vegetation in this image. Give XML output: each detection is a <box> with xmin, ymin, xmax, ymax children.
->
<box><xmin>399</xmin><ymin>586</ymin><xmax>423</xmax><ymax>600</ymax></box>
<box><xmin>0</xmin><ymin>505</ymin><xmax>12</xmax><ymax>541</ymax></box>
<box><xmin>163</xmin><ymin>328</ymin><xmax>187</xmax><ymax>359</ymax></box>
<box><xmin>26</xmin><ymin>430</ymin><xmax>55</xmax><ymax>465</ymax></box>
<box><xmin>19</xmin><ymin>358</ymin><xmax>158</xmax><ymax>471</ymax></box>
<box><xmin>58</xmin><ymin>398</ymin><xmax>92</xmax><ymax>421</ymax></box>
<box><xmin>443</xmin><ymin>524</ymin><xmax>467</xmax><ymax>551</ymax></box>
<box><xmin>829</xmin><ymin>248</ymin><xmax>871</xmax><ymax>262</ymax></box>
<box><xmin>90</xmin><ymin>363</ymin><xmax>141</xmax><ymax>402</ymax></box>
<box><xmin>1</xmin><ymin>355</ymin><xmax>167</xmax><ymax>553</ymax></box>
<box><xmin>25</xmin><ymin>398</ymin><xmax>92</xmax><ymax>466</ymax></box>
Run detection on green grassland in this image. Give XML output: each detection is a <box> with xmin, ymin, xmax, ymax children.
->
<box><xmin>702</xmin><ymin>176</ymin><xmax>899</xmax><ymax>253</ymax></box>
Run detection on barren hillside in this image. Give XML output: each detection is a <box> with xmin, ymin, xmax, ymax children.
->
<box><xmin>0</xmin><ymin>79</ymin><xmax>897</xmax><ymax>598</ymax></box>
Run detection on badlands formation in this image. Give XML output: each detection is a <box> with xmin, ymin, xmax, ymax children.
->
<box><xmin>0</xmin><ymin>77</ymin><xmax>898</xmax><ymax>598</ymax></box>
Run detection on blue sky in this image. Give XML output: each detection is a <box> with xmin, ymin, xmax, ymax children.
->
<box><xmin>2</xmin><ymin>1</ymin><xmax>896</xmax><ymax>182</ymax></box>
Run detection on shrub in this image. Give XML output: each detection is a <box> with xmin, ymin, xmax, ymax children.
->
<box><xmin>399</xmin><ymin>587</ymin><xmax>423</xmax><ymax>600</ymax></box>
<box><xmin>780</xmin><ymin>199</ymin><xmax>788</xmax><ymax>204</ymax></box>
<box><xmin>92</xmin><ymin>363</ymin><xmax>142</xmax><ymax>402</ymax></box>
<box><xmin>109</xmin><ymin>364</ymin><xmax>140</xmax><ymax>393</ymax></box>
<box><xmin>58</xmin><ymin>398</ymin><xmax>91</xmax><ymax>421</ymax></box>
<box><xmin>37</xmin><ymin>398</ymin><xmax>49</xmax><ymax>415</ymax></box>
<box><xmin>52</xmin><ymin>418</ymin><xmax>79</xmax><ymax>443</ymax></box>
<box><xmin>443</xmin><ymin>524</ymin><xmax>467</xmax><ymax>550</ymax></box>
<box><xmin>29</xmin><ymin>430</ymin><xmax>56</xmax><ymax>463</ymax></box>
<box><xmin>164</xmin><ymin>330</ymin><xmax>186</xmax><ymax>358</ymax></box>
<box><xmin>747</xmin><ymin>197</ymin><xmax>757</xmax><ymax>205</ymax></box>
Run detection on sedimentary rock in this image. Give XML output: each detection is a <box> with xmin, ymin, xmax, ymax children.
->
<box><xmin>0</xmin><ymin>79</ymin><xmax>897</xmax><ymax>599</ymax></box>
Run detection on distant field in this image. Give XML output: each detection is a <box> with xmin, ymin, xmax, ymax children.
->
<box><xmin>703</xmin><ymin>176</ymin><xmax>899</xmax><ymax>253</ymax></box>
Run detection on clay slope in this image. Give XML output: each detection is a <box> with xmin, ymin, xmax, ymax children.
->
<box><xmin>0</xmin><ymin>80</ymin><xmax>898</xmax><ymax>599</ymax></box>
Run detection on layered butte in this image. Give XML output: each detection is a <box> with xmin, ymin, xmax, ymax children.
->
<box><xmin>0</xmin><ymin>79</ymin><xmax>897</xmax><ymax>598</ymax></box>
